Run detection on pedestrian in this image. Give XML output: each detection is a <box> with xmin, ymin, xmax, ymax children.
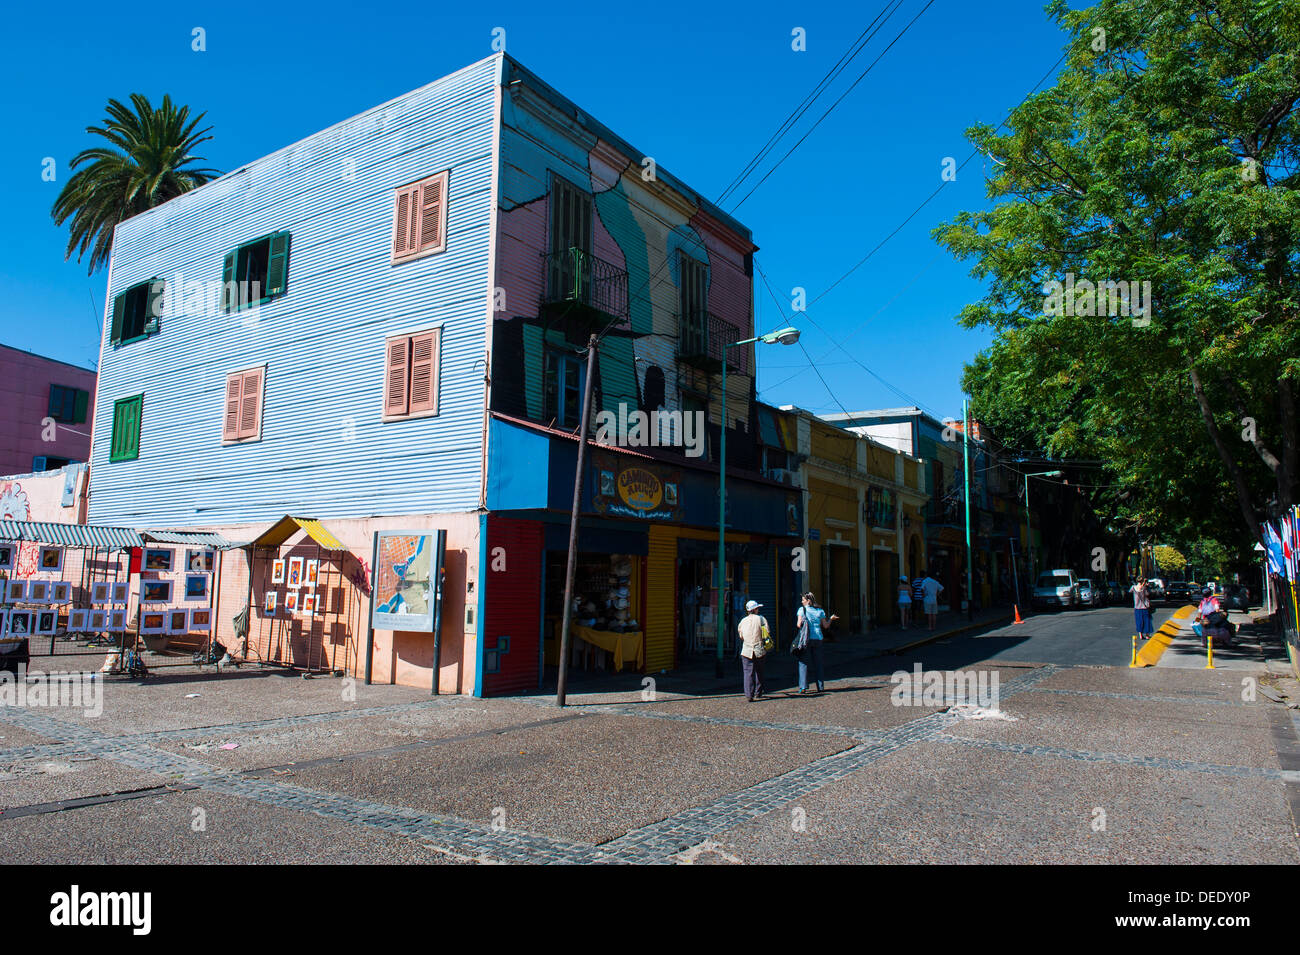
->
<box><xmin>1130</xmin><ymin>576</ymin><xmax>1153</xmax><ymax>641</ymax></box>
<box><xmin>920</xmin><ymin>572</ymin><xmax>944</xmax><ymax>631</ymax></box>
<box><xmin>911</xmin><ymin>575</ymin><xmax>926</xmax><ymax>607</ymax></box>
<box><xmin>793</xmin><ymin>592</ymin><xmax>838</xmax><ymax>694</ymax></box>
<box><xmin>897</xmin><ymin>575</ymin><xmax>912</xmax><ymax>630</ymax></box>
<box><xmin>737</xmin><ymin>599</ymin><xmax>769</xmax><ymax>702</ymax></box>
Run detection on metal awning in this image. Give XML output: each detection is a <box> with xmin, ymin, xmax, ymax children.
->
<box><xmin>248</xmin><ymin>516</ymin><xmax>349</xmax><ymax>551</ymax></box>
<box><xmin>141</xmin><ymin>529</ymin><xmax>236</xmax><ymax>549</ymax></box>
<box><xmin>0</xmin><ymin>521</ymin><xmax>143</xmax><ymax>549</ymax></box>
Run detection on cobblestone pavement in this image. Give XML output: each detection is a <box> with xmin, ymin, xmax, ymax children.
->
<box><xmin>2</xmin><ymin>651</ymin><xmax>1297</xmax><ymax>864</ymax></box>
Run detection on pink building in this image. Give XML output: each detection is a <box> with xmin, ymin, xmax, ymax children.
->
<box><xmin>0</xmin><ymin>344</ymin><xmax>97</xmax><ymax>477</ymax></box>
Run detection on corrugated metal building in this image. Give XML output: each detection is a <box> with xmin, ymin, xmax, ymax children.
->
<box><xmin>89</xmin><ymin>52</ymin><xmax>798</xmax><ymax>694</ymax></box>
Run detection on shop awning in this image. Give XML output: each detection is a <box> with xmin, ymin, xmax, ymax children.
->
<box><xmin>141</xmin><ymin>529</ymin><xmax>236</xmax><ymax>548</ymax></box>
<box><xmin>248</xmin><ymin>516</ymin><xmax>349</xmax><ymax>551</ymax></box>
<box><xmin>0</xmin><ymin>520</ymin><xmax>143</xmax><ymax>549</ymax></box>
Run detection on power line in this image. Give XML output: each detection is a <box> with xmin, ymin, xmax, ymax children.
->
<box><xmin>716</xmin><ymin>0</ymin><xmax>904</xmax><ymax>207</ymax></box>
<box><xmin>730</xmin><ymin>0</ymin><xmax>940</xmax><ymax>212</ymax></box>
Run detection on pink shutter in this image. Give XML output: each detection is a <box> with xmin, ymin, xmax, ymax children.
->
<box><xmin>223</xmin><ymin>374</ymin><xmax>242</xmax><ymax>441</ymax></box>
<box><xmin>408</xmin><ymin>331</ymin><xmax>438</xmax><ymax>414</ymax></box>
<box><xmin>238</xmin><ymin>369</ymin><xmax>262</xmax><ymax>440</ymax></box>
<box><xmin>418</xmin><ymin>174</ymin><xmax>445</xmax><ymax>253</ymax></box>
<box><xmin>385</xmin><ymin>338</ymin><xmax>409</xmax><ymax>416</ymax></box>
<box><xmin>391</xmin><ymin>185</ymin><xmax>420</xmax><ymax>262</ymax></box>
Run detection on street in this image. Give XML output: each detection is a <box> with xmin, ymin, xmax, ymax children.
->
<box><xmin>3</xmin><ymin>608</ymin><xmax>1296</xmax><ymax>865</ymax></box>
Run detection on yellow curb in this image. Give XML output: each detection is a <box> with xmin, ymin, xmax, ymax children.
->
<box><xmin>1134</xmin><ymin>605</ymin><xmax>1197</xmax><ymax>667</ymax></box>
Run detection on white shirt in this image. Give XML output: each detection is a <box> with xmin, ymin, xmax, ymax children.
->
<box><xmin>920</xmin><ymin>577</ymin><xmax>943</xmax><ymax>601</ymax></box>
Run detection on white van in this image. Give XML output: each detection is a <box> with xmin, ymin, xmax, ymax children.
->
<box><xmin>1032</xmin><ymin>569</ymin><xmax>1079</xmax><ymax>610</ymax></box>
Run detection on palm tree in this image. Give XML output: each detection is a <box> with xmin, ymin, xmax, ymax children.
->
<box><xmin>53</xmin><ymin>93</ymin><xmax>220</xmax><ymax>274</ymax></box>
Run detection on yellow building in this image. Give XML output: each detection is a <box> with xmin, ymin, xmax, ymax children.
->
<box><xmin>776</xmin><ymin>406</ymin><xmax>928</xmax><ymax>632</ymax></box>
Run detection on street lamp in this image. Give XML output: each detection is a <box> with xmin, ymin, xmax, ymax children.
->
<box><xmin>1023</xmin><ymin>470</ymin><xmax>1063</xmax><ymax>586</ymax></box>
<box><xmin>716</xmin><ymin>326</ymin><xmax>800</xmax><ymax>677</ymax></box>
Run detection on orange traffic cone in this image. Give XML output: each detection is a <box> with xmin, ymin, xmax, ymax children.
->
<box><xmin>1013</xmin><ymin>605</ymin><xmax>1023</xmax><ymax>624</ymax></box>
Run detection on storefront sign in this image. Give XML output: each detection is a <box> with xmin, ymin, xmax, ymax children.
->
<box><xmin>592</xmin><ymin>452</ymin><xmax>682</xmax><ymax>522</ymax></box>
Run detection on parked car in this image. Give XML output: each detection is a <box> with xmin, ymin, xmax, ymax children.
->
<box><xmin>1165</xmin><ymin>580</ymin><xmax>1194</xmax><ymax>604</ymax></box>
<box><xmin>1222</xmin><ymin>584</ymin><xmax>1251</xmax><ymax>611</ymax></box>
<box><xmin>1077</xmin><ymin>578</ymin><xmax>1104</xmax><ymax>608</ymax></box>
<box><xmin>1033</xmin><ymin>569</ymin><xmax>1079</xmax><ymax>610</ymax></box>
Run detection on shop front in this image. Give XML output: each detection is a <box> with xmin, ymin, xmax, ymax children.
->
<box><xmin>481</xmin><ymin>416</ymin><xmax>800</xmax><ymax>694</ymax></box>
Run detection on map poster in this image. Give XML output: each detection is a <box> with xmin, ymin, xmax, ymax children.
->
<box><xmin>371</xmin><ymin>530</ymin><xmax>446</xmax><ymax>632</ymax></box>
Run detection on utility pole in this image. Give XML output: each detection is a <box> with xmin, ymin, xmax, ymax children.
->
<box><xmin>962</xmin><ymin>399</ymin><xmax>973</xmax><ymax>620</ymax></box>
<box><xmin>556</xmin><ymin>335</ymin><xmax>599</xmax><ymax>707</ymax></box>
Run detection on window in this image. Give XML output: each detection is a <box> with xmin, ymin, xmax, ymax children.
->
<box><xmin>33</xmin><ymin>456</ymin><xmax>74</xmax><ymax>472</ymax></box>
<box><xmin>392</xmin><ymin>172</ymin><xmax>449</xmax><ymax>264</ymax></box>
<box><xmin>544</xmin><ymin>351</ymin><xmax>584</xmax><ymax>429</ymax></box>
<box><xmin>679</xmin><ymin>253</ymin><xmax>708</xmax><ymax>355</ymax></box>
<box><xmin>109</xmin><ymin>395</ymin><xmax>143</xmax><ymax>462</ymax></box>
<box><xmin>48</xmin><ymin>385</ymin><xmax>89</xmax><ymax>424</ymax></box>
<box><xmin>222</xmin><ymin>232</ymin><xmax>290</xmax><ymax>311</ymax></box>
<box><xmin>383</xmin><ymin>329</ymin><xmax>441</xmax><ymax>418</ymax></box>
<box><xmin>222</xmin><ymin>367</ymin><xmax>265</xmax><ymax>443</ymax></box>
<box><xmin>110</xmin><ymin>280</ymin><xmax>163</xmax><ymax>345</ymax></box>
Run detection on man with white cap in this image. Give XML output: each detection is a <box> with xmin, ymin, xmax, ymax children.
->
<box><xmin>737</xmin><ymin>599</ymin><xmax>770</xmax><ymax>702</ymax></box>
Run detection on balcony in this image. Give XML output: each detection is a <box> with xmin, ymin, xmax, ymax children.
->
<box><xmin>678</xmin><ymin>310</ymin><xmax>750</xmax><ymax>374</ymax></box>
<box><xmin>539</xmin><ymin>248</ymin><xmax>629</xmax><ymax>332</ymax></box>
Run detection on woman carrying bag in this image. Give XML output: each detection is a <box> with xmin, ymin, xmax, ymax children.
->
<box><xmin>793</xmin><ymin>592</ymin><xmax>838</xmax><ymax>695</ymax></box>
<box><xmin>737</xmin><ymin>600</ymin><xmax>772</xmax><ymax>702</ymax></box>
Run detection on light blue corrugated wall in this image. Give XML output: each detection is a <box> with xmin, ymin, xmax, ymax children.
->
<box><xmin>89</xmin><ymin>56</ymin><xmax>502</xmax><ymax>527</ymax></box>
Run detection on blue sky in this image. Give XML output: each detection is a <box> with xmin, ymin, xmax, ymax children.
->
<box><xmin>1</xmin><ymin>0</ymin><xmax>1071</xmax><ymax>421</ymax></box>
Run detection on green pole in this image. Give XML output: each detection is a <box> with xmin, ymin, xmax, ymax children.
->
<box><xmin>716</xmin><ymin>349</ymin><xmax>727</xmax><ymax>679</ymax></box>
<box><xmin>963</xmin><ymin>399</ymin><xmax>973</xmax><ymax>620</ymax></box>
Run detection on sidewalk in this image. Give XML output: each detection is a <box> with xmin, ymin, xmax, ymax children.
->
<box><xmin>541</xmin><ymin>606</ymin><xmax>1015</xmax><ymax>700</ymax></box>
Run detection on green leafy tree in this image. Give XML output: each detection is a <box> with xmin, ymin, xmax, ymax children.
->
<box><xmin>52</xmin><ymin>94</ymin><xmax>220</xmax><ymax>274</ymax></box>
<box><xmin>1153</xmin><ymin>544</ymin><xmax>1186</xmax><ymax>576</ymax></box>
<box><xmin>936</xmin><ymin>0</ymin><xmax>1300</xmax><ymax>550</ymax></box>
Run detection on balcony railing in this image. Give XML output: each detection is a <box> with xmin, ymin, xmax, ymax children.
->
<box><xmin>678</xmin><ymin>310</ymin><xmax>750</xmax><ymax>374</ymax></box>
<box><xmin>540</xmin><ymin>248</ymin><xmax>629</xmax><ymax>327</ymax></box>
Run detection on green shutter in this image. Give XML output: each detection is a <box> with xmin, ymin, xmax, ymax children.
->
<box><xmin>221</xmin><ymin>251</ymin><xmax>237</xmax><ymax>311</ymax></box>
<box><xmin>73</xmin><ymin>389</ymin><xmax>89</xmax><ymax>424</ymax></box>
<box><xmin>265</xmin><ymin>232</ymin><xmax>290</xmax><ymax>298</ymax></box>
<box><xmin>110</xmin><ymin>395</ymin><xmax>142</xmax><ymax>462</ymax></box>
<box><xmin>110</xmin><ymin>292</ymin><xmax>126</xmax><ymax>345</ymax></box>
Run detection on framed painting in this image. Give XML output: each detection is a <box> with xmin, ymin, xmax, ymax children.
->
<box><xmin>271</xmin><ymin>558</ymin><xmax>286</xmax><ymax>584</ymax></box>
<box><xmin>287</xmin><ymin>557</ymin><xmax>303</xmax><ymax>589</ymax></box>
<box><xmin>88</xmin><ymin>609</ymin><xmax>108</xmax><ymax>631</ymax></box>
<box><xmin>140</xmin><ymin>611</ymin><xmax>168</xmax><ymax>634</ymax></box>
<box><xmin>7</xmin><ymin>611</ymin><xmax>32</xmax><ymax>636</ymax></box>
<box><xmin>5</xmin><ymin>579</ymin><xmax>26</xmax><ymax>603</ymax></box>
<box><xmin>263</xmin><ymin>591</ymin><xmax>278</xmax><ymax>616</ymax></box>
<box><xmin>185</xmin><ymin>549</ymin><xmax>215</xmax><ymax>572</ymax></box>
<box><xmin>184</xmin><ymin>574</ymin><xmax>209</xmax><ymax>601</ymax></box>
<box><xmin>284</xmin><ymin>591</ymin><xmax>300</xmax><ymax>614</ymax></box>
<box><xmin>143</xmin><ymin>548</ymin><xmax>174</xmax><ymax>572</ymax></box>
<box><xmin>91</xmin><ymin>581</ymin><xmax>112</xmax><ymax>605</ymax></box>
<box><xmin>35</xmin><ymin>610</ymin><xmax>58</xmax><ymax>635</ymax></box>
<box><xmin>305</xmin><ymin>559</ymin><xmax>319</xmax><ymax>587</ymax></box>
<box><xmin>50</xmin><ymin>581</ymin><xmax>72</xmax><ymax>604</ymax></box>
<box><xmin>189</xmin><ymin>608</ymin><xmax>212</xmax><ymax>631</ymax></box>
<box><xmin>140</xmin><ymin>580</ymin><xmax>172</xmax><ymax>604</ymax></box>
<box><xmin>302</xmin><ymin>592</ymin><xmax>316</xmax><ymax>615</ymax></box>
<box><xmin>37</xmin><ymin>546</ymin><xmax>64</xmax><ymax>574</ymax></box>
<box><xmin>108</xmin><ymin>609</ymin><xmax>127</xmax><ymax>632</ymax></box>
<box><xmin>69</xmin><ymin>608</ymin><xmax>89</xmax><ymax>631</ymax></box>
<box><xmin>27</xmin><ymin>581</ymin><xmax>50</xmax><ymax>604</ymax></box>
<box><xmin>0</xmin><ymin>543</ymin><xmax>13</xmax><ymax>571</ymax></box>
<box><xmin>168</xmin><ymin>609</ymin><xmax>189</xmax><ymax>634</ymax></box>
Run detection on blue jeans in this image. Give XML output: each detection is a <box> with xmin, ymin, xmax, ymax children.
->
<box><xmin>797</xmin><ymin>640</ymin><xmax>824</xmax><ymax>691</ymax></box>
